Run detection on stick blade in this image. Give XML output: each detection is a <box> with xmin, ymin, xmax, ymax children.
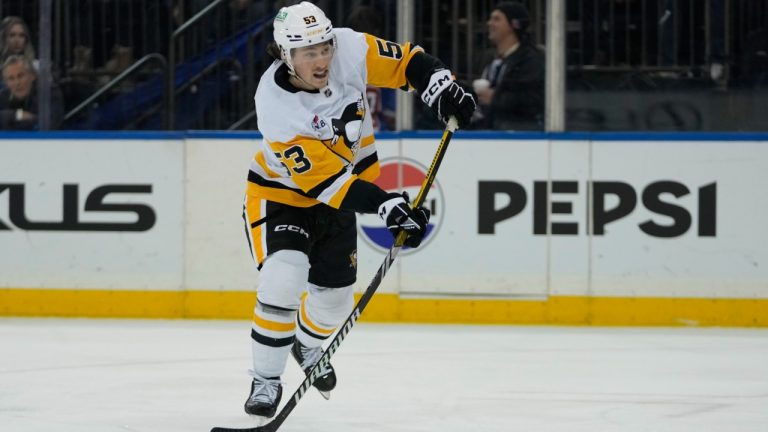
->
<box><xmin>210</xmin><ymin>428</ymin><xmax>263</xmax><ymax>432</ymax></box>
<box><xmin>210</xmin><ymin>424</ymin><xmax>270</xmax><ymax>432</ymax></box>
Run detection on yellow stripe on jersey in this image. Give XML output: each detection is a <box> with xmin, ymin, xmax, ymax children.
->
<box><xmin>356</xmin><ymin>134</ymin><xmax>380</xmax><ymax>182</ymax></box>
<box><xmin>363</xmin><ymin>33</ymin><xmax>423</xmax><ymax>90</ymax></box>
<box><xmin>255</xmin><ymin>151</ymin><xmax>282</xmax><ymax>178</ymax></box>
<box><xmin>360</xmin><ymin>134</ymin><xmax>375</xmax><ymax>148</ymax></box>
<box><xmin>246</xmin><ymin>181</ymin><xmax>317</xmax><ymax>208</ymax></box>
<box><xmin>244</xmin><ymin>194</ymin><xmax>267</xmax><ymax>263</ymax></box>
<box><xmin>326</xmin><ymin>175</ymin><xmax>356</xmax><ymax>209</ymax></box>
<box><xmin>267</xmin><ymin>136</ymin><xmax>347</xmax><ymax>194</ymax></box>
<box><xmin>327</xmin><ymin>136</ymin><xmax>355</xmax><ymax>163</ymax></box>
<box><xmin>358</xmin><ymin>162</ymin><xmax>380</xmax><ymax>182</ymax></box>
<box><xmin>248</xmin><ymin>133</ymin><xmax>380</xmax><ymax>209</ymax></box>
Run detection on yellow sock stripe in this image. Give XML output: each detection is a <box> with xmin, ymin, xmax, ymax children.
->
<box><xmin>252</xmin><ymin>312</ymin><xmax>296</xmax><ymax>332</ymax></box>
<box><xmin>299</xmin><ymin>295</ymin><xmax>336</xmax><ymax>336</ymax></box>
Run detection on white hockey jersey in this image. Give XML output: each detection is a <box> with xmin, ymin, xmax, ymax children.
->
<box><xmin>248</xmin><ymin>28</ymin><xmax>423</xmax><ymax>208</ymax></box>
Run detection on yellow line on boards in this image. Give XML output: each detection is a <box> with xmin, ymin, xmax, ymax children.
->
<box><xmin>0</xmin><ymin>289</ymin><xmax>766</xmax><ymax>327</ymax></box>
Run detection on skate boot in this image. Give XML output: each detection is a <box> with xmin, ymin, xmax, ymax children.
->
<box><xmin>291</xmin><ymin>339</ymin><xmax>336</xmax><ymax>399</ymax></box>
<box><xmin>244</xmin><ymin>373</ymin><xmax>282</xmax><ymax>418</ymax></box>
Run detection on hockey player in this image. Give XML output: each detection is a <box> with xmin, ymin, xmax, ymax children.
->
<box><xmin>241</xmin><ymin>1</ymin><xmax>476</xmax><ymax>419</ymax></box>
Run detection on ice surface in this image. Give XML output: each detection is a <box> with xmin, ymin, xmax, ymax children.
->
<box><xmin>1</xmin><ymin>318</ymin><xmax>766</xmax><ymax>432</ymax></box>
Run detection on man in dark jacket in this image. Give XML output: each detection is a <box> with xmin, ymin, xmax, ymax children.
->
<box><xmin>475</xmin><ymin>2</ymin><xmax>544</xmax><ymax>130</ymax></box>
<box><xmin>0</xmin><ymin>55</ymin><xmax>64</xmax><ymax>130</ymax></box>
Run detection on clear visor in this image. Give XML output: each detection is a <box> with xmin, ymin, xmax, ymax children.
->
<box><xmin>290</xmin><ymin>41</ymin><xmax>334</xmax><ymax>68</ymax></box>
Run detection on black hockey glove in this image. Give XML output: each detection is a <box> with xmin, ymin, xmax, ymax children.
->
<box><xmin>378</xmin><ymin>192</ymin><xmax>431</xmax><ymax>248</ymax></box>
<box><xmin>421</xmin><ymin>69</ymin><xmax>477</xmax><ymax>128</ymax></box>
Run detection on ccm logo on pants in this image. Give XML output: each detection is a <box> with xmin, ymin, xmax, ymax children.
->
<box><xmin>275</xmin><ymin>224</ymin><xmax>310</xmax><ymax>239</ymax></box>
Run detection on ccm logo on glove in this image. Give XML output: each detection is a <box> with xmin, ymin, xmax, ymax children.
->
<box><xmin>421</xmin><ymin>69</ymin><xmax>477</xmax><ymax>128</ymax></box>
<box><xmin>421</xmin><ymin>70</ymin><xmax>453</xmax><ymax>107</ymax></box>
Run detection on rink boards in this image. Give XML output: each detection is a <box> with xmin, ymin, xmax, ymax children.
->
<box><xmin>1</xmin><ymin>131</ymin><xmax>767</xmax><ymax>326</ymax></box>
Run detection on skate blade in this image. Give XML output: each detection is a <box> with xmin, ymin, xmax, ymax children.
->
<box><xmin>318</xmin><ymin>390</ymin><xmax>331</xmax><ymax>400</ymax></box>
<box><xmin>245</xmin><ymin>414</ymin><xmax>269</xmax><ymax>426</ymax></box>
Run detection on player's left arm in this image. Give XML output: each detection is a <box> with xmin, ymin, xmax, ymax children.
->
<box><xmin>363</xmin><ymin>34</ymin><xmax>476</xmax><ymax>128</ymax></box>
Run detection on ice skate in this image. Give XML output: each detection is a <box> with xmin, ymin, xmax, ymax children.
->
<box><xmin>244</xmin><ymin>373</ymin><xmax>282</xmax><ymax>418</ymax></box>
<box><xmin>291</xmin><ymin>339</ymin><xmax>336</xmax><ymax>399</ymax></box>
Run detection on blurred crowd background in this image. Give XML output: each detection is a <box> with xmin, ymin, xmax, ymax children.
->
<box><xmin>0</xmin><ymin>0</ymin><xmax>765</xmax><ymax>132</ymax></box>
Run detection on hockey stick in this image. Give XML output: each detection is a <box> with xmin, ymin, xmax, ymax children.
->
<box><xmin>211</xmin><ymin>116</ymin><xmax>459</xmax><ymax>432</ymax></box>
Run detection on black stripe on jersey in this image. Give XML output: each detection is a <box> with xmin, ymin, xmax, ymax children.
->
<box><xmin>251</xmin><ymin>328</ymin><xmax>295</xmax><ymax>347</ymax></box>
<box><xmin>250</xmin><ymin>208</ymin><xmax>284</xmax><ymax>229</ymax></box>
<box><xmin>306</xmin><ymin>167</ymin><xmax>347</xmax><ymax>199</ymax></box>
<box><xmin>297</xmin><ymin>319</ymin><xmax>331</xmax><ymax>341</ymax></box>
<box><xmin>352</xmin><ymin>153</ymin><xmax>378</xmax><ymax>176</ymax></box>
<box><xmin>242</xmin><ymin>205</ymin><xmax>255</xmax><ymax>260</ymax></box>
<box><xmin>251</xmin><ymin>216</ymin><xmax>268</xmax><ymax>228</ymax></box>
<box><xmin>248</xmin><ymin>170</ymin><xmax>313</xmax><ymax>198</ymax></box>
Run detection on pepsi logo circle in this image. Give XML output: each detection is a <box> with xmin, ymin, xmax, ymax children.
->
<box><xmin>357</xmin><ymin>157</ymin><xmax>444</xmax><ymax>254</ymax></box>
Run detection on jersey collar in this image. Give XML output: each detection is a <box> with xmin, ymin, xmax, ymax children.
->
<box><xmin>275</xmin><ymin>63</ymin><xmax>320</xmax><ymax>94</ymax></box>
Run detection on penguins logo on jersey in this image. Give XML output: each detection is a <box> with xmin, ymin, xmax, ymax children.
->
<box><xmin>328</xmin><ymin>96</ymin><xmax>365</xmax><ymax>154</ymax></box>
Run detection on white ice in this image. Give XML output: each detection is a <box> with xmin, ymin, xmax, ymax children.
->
<box><xmin>1</xmin><ymin>318</ymin><xmax>767</xmax><ymax>432</ymax></box>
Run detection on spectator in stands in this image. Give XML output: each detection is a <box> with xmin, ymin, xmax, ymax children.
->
<box><xmin>475</xmin><ymin>2</ymin><xmax>544</xmax><ymax>130</ymax></box>
<box><xmin>0</xmin><ymin>16</ymin><xmax>38</xmax><ymax>71</ymax></box>
<box><xmin>0</xmin><ymin>55</ymin><xmax>64</xmax><ymax>130</ymax></box>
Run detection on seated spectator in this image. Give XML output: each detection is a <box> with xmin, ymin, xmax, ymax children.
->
<box><xmin>475</xmin><ymin>2</ymin><xmax>544</xmax><ymax>130</ymax></box>
<box><xmin>0</xmin><ymin>16</ymin><xmax>40</xmax><ymax>92</ymax></box>
<box><xmin>0</xmin><ymin>55</ymin><xmax>64</xmax><ymax>130</ymax></box>
<box><xmin>0</xmin><ymin>16</ymin><xmax>38</xmax><ymax>72</ymax></box>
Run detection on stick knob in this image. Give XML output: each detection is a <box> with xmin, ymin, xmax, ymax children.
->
<box><xmin>447</xmin><ymin>116</ymin><xmax>459</xmax><ymax>132</ymax></box>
